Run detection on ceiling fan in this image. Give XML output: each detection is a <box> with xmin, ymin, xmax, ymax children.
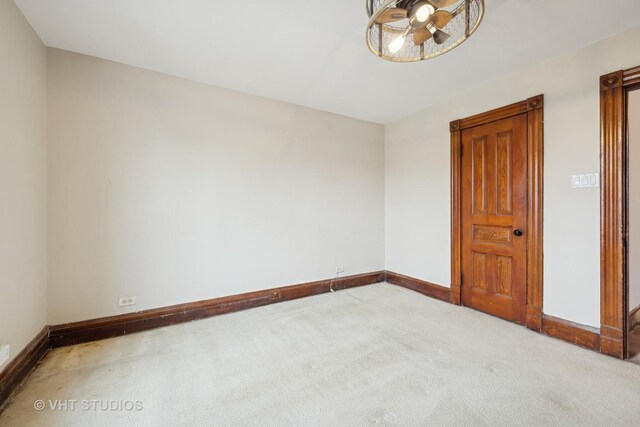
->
<box><xmin>365</xmin><ymin>0</ymin><xmax>485</xmax><ymax>62</ymax></box>
<box><xmin>376</xmin><ymin>0</ymin><xmax>457</xmax><ymax>52</ymax></box>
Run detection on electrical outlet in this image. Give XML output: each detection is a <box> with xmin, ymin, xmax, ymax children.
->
<box><xmin>119</xmin><ymin>296</ymin><xmax>136</xmax><ymax>307</ymax></box>
<box><xmin>336</xmin><ymin>266</ymin><xmax>345</xmax><ymax>274</ymax></box>
<box><xmin>0</xmin><ymin>345</ymin><xmax>9</xmax><ymax>366</ymax></box>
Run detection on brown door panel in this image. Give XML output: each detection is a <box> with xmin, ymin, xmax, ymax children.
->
<box><xmin>461</xmin><ymin>114</ymin><xmax>527</xmax><ymax>324</ymax></box>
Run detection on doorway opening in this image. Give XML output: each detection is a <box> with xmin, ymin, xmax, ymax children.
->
<box><xmin>600</xmin><ymin>66</ymin><xmax>640</xmax><ymax>360</ymax></box>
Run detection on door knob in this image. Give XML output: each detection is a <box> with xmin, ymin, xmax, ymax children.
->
<box><xmin>513</xmin><ymin>229</ymin><xmax>523</xmax><ymax>237</ymax></box>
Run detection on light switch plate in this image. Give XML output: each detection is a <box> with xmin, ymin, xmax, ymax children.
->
<box><xmin>572</xmin><ymin>176</ymin><xmax>581</xmax><ymax>188</ymax></box>
<box><xmin>571</xmin><ymin>173</ymin><xmax>600</xmax><ymax>189</ymax></box>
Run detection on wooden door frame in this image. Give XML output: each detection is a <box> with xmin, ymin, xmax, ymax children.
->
<box><xmin>450</xmin><ymin>95</ymin><xmax>544</xmax><ymax>331</ymax></box>
<box><xmin>600</xmin><ymin>66</ymin><xmax>640</xmax><ymax>358</ymax></box>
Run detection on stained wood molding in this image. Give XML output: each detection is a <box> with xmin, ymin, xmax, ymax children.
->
<box><xmin>599</xmin><ymin>67</ymin><xmax>640</xmax><ymax>359</ymax></box>
<box><xmin>1</xmin><ymin>272</ymin><xmax>384</xmax><ymax>411</ymax></box>
<box><xmin>526</xmin><ymin>96</ymin><xmax>544</xmax><ymax>332</ymax></box>
<box><xmin>542</xmin><ymin>315</ymin><xmax>600</xmax><ymax>351</ymax></box>
<box><xmin>450</xmin><ymin>95</ymin><xmax>544</xmax><ymax>332</ymax></box>
<box><xmin>623</xmin><ymin>66</ymin><xmax>640</xmax><ymax>88</ymax></box>
<box><xmin>384</xmin><ymin>271</ymin><xmax>450</xmax><ymax>302</ymax></box>
<box><xmin>452</xmin><ymin>100</ymin><xmax>530</xmax><ymax>131</ymax></box>
<box><xmin>450</xmin><ymin>120</ymin><xmax>462</xmax><ymax>306</ymax></box>
<box><xmin>0</xmin><ymin>327</ymin><xmax>50</xmax><ymax>412</ymax></box>
<box><xmin>384</xmin><ymin>271</ymin><xmax>603</xmax><ymax>353</ymax></box>
<box><xmin>49</xmin><ymin>271</ymin><xmax>384</xmax><ymax>347</ymax></box>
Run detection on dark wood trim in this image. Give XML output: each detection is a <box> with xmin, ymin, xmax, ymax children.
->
<box><xmin>450</xmin><ymin>95</ymin><xmax>544</xmax><ymax>332</ymax></box>
<box><xmin>5</xmin><ymin>266</ymin><xmax>618</xmax><ymax>413</ymax></box>
<box><xmin>3</xmin><ymin>272</ymin><xmax>385</xmax><ymax>409</ymax></box>
<box><xmin>385</xmin><ymin>271</ymin><xmax>450</xmax><ymax>302</ymax></box>
<box><xmin>600</xmin><ymin>68</ymin><xmax>634</xmax><ymax>359</ymax></box>
<box><xmin>450</xmin><ymin>120</ymin><xmax>462</xmax><ymax>306</ymax></box>
<box><xmin>542</xmin><ymin>315</ymin><xmax>601</xmax><ymax>352</ymax></box>
<box><xmin>0</xmin><ymin>327</ymin><xmax>50</xmax><ymax>412</ymax></box>
<box><xmin>623</xmin><ymin>66</ymin><xmax>640</xmax><ymax>88</ymax></box>
<box><xmin>50</xmin><ymin>271</ymin><xmax>385</xmax><ymax>347</ymax></box>
<box><xmin>526</xmin><ymin>95</ymin><xmax>544</xmax><ymax>332</ymax></box>
<box><xmin>454</xmin><ymin>100</ymin><xmax>529</xmax><ymax>131</ymax></box>
<box><xmin>384</xmin><ymin>271</ymin><xmax>605</xmax><ymax>354</ymax></box>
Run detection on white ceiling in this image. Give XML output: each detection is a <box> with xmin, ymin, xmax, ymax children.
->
<box><xmin>14</xmin><ymin>0</ymin><xmax>640</xmax><ymax>124</ymax></box>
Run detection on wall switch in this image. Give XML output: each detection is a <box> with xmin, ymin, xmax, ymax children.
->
<box><xmin>571</xmin><ymin>175</ymin><xmax>581</xmax><ymax>188</ymax></box>
<box><xmin>0</xmin><ymin>345</ymin><xmax>9</xmax><ymax>366</ymax></box>
<box><xmin>336</xmin><ymin>266</ymin><xmax>345</xmax><ymax>274</ymax></box>
<box><xmin>119</xmin><ymin>296</ymin><xmax>136</xmax><ymax>307</ymax></box>
<box><xmin>571</xmin><ymin>173</ymin><xmax>600</xmax><ymax>189</ymax></box>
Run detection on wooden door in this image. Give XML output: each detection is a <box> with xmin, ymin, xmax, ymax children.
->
<box><xmin>460</xmin><ymin>114</ymin><xmax>528</xmax><ymax>323</ymax></box>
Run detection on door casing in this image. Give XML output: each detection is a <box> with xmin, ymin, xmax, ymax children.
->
<box><xmin>450</xmin><ymin>95</ymin><xmax>544</xmax><ymax>331</ymax></box>
<box><xmin>600</xmin><ymin>66</ymin><xmax>640</xmax><ymax>359</ymax></box>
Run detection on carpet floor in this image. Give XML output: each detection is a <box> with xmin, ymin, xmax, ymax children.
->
<box><xmin>1</xmin><ymin>282</ymin><xmax>640</xmax><ymax>426</ymax></box>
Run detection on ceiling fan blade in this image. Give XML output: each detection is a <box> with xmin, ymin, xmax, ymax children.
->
<box><xmin>426</xmin><ymin>0</ymin><xmax>459</xmax><ymax>7</ymax></box>
<box><xmin>432</xmin><ymin>29</ymin><xmax>451</xmax><ymax>45</ymax></box>
<box><xmin>375</xmin><ymin>8</ymin><xmax>408</xmax><ymax>24</ymax></box>
<box><xmin>413</xmin><ymin>27</ymin><xmax>432</xmax><ymax>45</ymax></box>
<box><xmin>432</xmin><ymin>10</ymin><xmax>453</xmax><ymax>29</ymax></box>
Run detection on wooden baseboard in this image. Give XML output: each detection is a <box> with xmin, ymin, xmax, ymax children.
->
<box><xmin>0</xmin><ymin>270</ymin><xmax>622</xmax><ymax>413</ymax></box>
<box><xmin>526</xmin><ymin>306</ymin><xmax>543</xmax><ymax>333</ymax></box>
<box><xmin>383</xmin><ymin>272</ymin><xmax>606</xmax><ymax>355</ymax></box>
<box><xmin>541</xmin><ymin>315</ymin><xmax>601</xmax><ymax>351</ymax></box>
<box><xmin>50</xmin><ymin>271</ymin><xmax>385</xmax><ymax>347</ymax></box>
<box><xmin>384</xmin><ymin>271</ymin><xmax>450</xmax><ymax>302</ymax></box>
<box><xmin>0</xmin><ymin>327</ymin><xmax>50</xmax><ymax>412</ymax></box>
<box><xmin>2</xmin><ymin>271</ymin><xmax>384</xmax><ymax>411</ymax></box>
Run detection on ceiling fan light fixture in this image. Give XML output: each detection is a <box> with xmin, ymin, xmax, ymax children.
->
<box><xmin>366</xmin><ymin>0</ymin><xmax>485</xmax><ymax>62</ymax></box>
<box><xmin>388</xmin><ymin>35</ymin><xmax>406</xmax><ymax>53</ymax></box>
<box><xmin>414</xmin><ymin>3</ymin><xmax>435</xmax><ymax>22</ymax></box>
<box><xmin>388</xmin><ymin>25</ymin><xmax>412</xmax><ymax>53</ymax></box>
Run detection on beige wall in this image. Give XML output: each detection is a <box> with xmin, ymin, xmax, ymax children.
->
<box><xmin>385</xmin><ymin>25</ymin><xmax>640</xmax><ymax>327</ymax></box>
<box><xmin>0</xmin><ymin>0</ymin><xmax>47</xmax><ymax>368</ymax></box>
<box><xmin>630</xmin><ymin>90</ymin><xmax>640</xmax><ymax>312</ymax></box>
<box><xmin>5</xmin><ymin>0</ymin><xmax>640</xmax><ymax>345</ymax></box>
<box><xmin>46</xmin><ymin>49</ymin><xmax>385</xmax><ymax>324</ymax></box>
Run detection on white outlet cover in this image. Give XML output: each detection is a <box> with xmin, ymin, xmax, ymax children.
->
<box><xmin>119</xmin><ymin>296</ymin><xmax>136</xmax><ymax>307</ymax></box>
<box><xmin>0</xmin><ymin>344</ymin><xmax>10</xmax><ymax>366</ymax></box>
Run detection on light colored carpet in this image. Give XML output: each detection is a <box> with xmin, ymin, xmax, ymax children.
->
<box><xmin>2</xmin><ymin>283</ymin><xmax>640</xmax><ymax>426</ymax></box>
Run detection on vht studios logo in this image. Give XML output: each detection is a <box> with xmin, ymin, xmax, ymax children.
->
<box><xmin>34</xmin><ymin>399</ymin><xmax>143</xmax><ymax>412</ymax></box>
